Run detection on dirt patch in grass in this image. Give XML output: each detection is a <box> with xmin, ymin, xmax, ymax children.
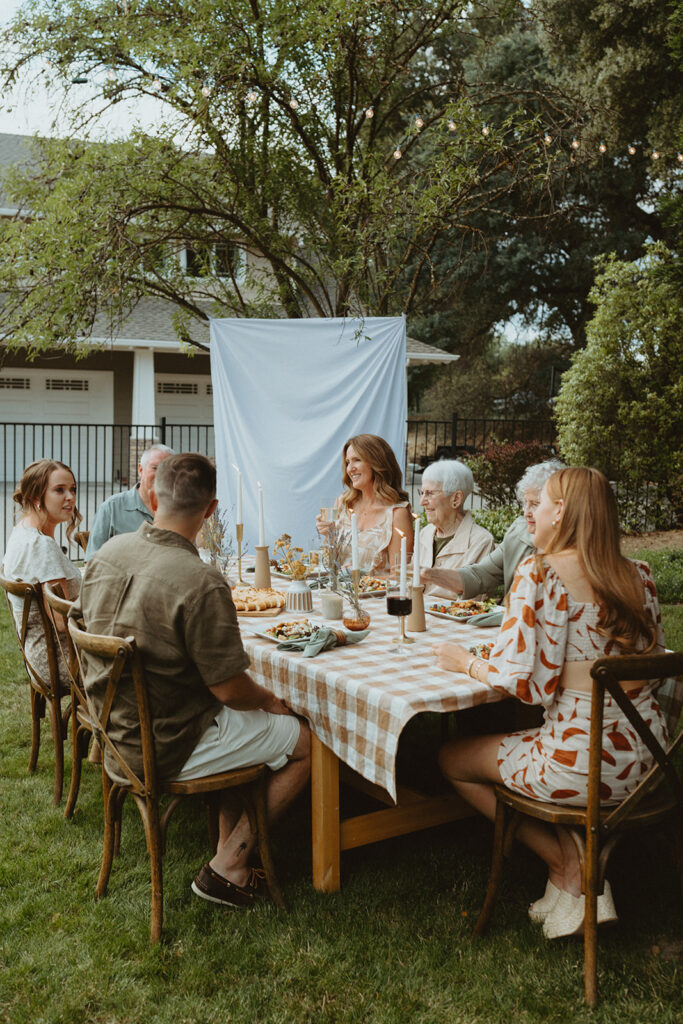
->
<box><xmin>621</xmin><ymin>530</ymin><xmax>683</xmax><ymax>554</ymax></box>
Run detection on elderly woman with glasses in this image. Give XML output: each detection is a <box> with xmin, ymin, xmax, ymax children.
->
<box><xmin>421</xmin><ymin>459</ymin><xmax>565</xmax><ymax>601</ymax></box>
<box><xmin>418</xmin><ymin>460</ymin><xmax>495</xmax><ymax>599</ymax></box>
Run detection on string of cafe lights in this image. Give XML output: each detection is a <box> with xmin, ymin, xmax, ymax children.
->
<box><xmin>58</xmin><ymin>65</ymin><xmax>683</xmax><ymax>165</ymax></box>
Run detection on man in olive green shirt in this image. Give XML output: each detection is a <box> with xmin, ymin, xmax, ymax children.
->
<box><xmin>76</xmin><ymin>453</ymin><xmax>310</xmax><ymax>909</ymax></box>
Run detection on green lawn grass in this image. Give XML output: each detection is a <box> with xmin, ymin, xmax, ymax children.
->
<box><xmin>1</xmin><ymin>599</ymin><xmax>681</xmax><ymax>1024</ymax></box>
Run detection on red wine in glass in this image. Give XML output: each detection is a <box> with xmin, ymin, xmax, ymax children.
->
<box><xmin>387</xmin><ymin>594</ymin><xmax>412</xmax><ymax>617</ymax></box>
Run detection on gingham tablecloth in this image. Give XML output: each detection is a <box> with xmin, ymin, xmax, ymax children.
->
<box><xmin>241</xmin><ymin>595</ymin><xmax>505</xmax><ymax>802</ymax></box>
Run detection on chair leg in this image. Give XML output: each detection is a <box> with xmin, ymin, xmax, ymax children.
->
<box><xmin>28</xmin><ymin>688</ymin><xmax>43</xmax><ymax>772</ymax></box>
<box><xmin>144</xmin><ymin>800</ymin><xmax>164</xmax><ymax>943</ymax></box>
<box><xmin>64</xmin><ymin>723</ymin><xmax>89</xmax><ymax>819</ymax></box>
<box><xmin>253</xmin><ymin>774</ymin><xmax>285</xmax><ymax>909</ymax></box>
<box><xmin>473</xmin><ymin>798</ymin><xmax>509</xmax><ymax>937</ymax></box>
<box><xmin>583</xmin><ymin>828</ymin><xmax>600</xmax><ymax>1006</ymax></box>
<box><xmin>96</xmin><ymin>779</ymin><xmax>120</xmax><ymax>898</ymax></box>
<box><xmin>48</xmin><ymin>690</ymin><xmax>65</xmax><ymax>806</ymax></box>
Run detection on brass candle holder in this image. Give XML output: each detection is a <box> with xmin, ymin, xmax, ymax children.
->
<box><xmin>253</xmin><ymin>545</ymin><xmax>272</xmax><ymax>589</ymax></box>
<box><xmin>406</xmin><ymin>583</ymin><xmax>426</xmax><ymax>632</ymax></box>
<box><xmin>235</xmin><ymin>522</ymin><xmax>246</xmax><ymax>584</ymax></box>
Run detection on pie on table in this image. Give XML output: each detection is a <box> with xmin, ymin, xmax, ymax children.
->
<box><xmin>231</xmin><ymin>586</ymin><xmax>286</xmax><ymax>612</ymax></box>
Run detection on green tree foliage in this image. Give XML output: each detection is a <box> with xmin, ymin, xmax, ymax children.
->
<box><xmin>555</xmin><ymin>243</ymin><xmax>683</xmax><ymax>524</ymax></box>
<box><xmin>0</xmin><ymin>0</ymin><xmax>572</xmax><ymax>354</ymax></box>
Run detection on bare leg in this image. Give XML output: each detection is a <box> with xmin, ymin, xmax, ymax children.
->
<box><xmin>439</xmin><ymin>734</ymin><xmax>568</xmax><ymax>889</ymax></box>
<box><xmin>209</xmin><ymin>720</ymin><xmax>311</xmax><ymax>885</ymax></box>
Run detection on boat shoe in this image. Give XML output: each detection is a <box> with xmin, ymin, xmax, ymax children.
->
<box><xmin>191</xmin><ymin>863</ymin><xmax>267</xmax><ymax>908</ymax></box>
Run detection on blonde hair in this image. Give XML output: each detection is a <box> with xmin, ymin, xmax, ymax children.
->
<box><xmin>341</xmin><ymin>434</ymin><xmax>409</xmax><ymax>510</ymax></box>
<box><xmin>13</xmin><ymin>459</ymin><xmax>82</xmax><ymax>541</ymax></box>
<box><xmin>541</xmin><ymin>467</ymin><xmax>656</xmax><ymax>654</ymax></box>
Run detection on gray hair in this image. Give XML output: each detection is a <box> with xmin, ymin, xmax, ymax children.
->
<box><xmin>422</xmin><ymin>459</ymin><xmax>474</xmax><ymax>499</ymax></box>
<box><xmin>140</xmin><ymin>443</ymin><xmax>175</xmax><ymax>468</ymax></box>
<box><xmin>515</xmin><ymin>459</ymin><xmax>566</xmax><ymax>503</ymax></box>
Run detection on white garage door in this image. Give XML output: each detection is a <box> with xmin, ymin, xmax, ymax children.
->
<box><xmin>155</xmin><ymin>372</ymin><xmax>215</xmax><ymax>456</ymax></box>
<box><xmin>0</xmin><ymin>369</ymin><xmax>114</xmax><ymax>484</ymax></box>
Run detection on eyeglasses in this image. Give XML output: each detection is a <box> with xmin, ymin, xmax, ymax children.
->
<box><xmin>419</xmin><ymin>489</ymin><xmax>443</xmax><ymax>500</ymax></box>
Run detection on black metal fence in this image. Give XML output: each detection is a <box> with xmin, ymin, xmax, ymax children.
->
<box><xmin>1</xmin><ymin>416</ymin><xmax>677</xmax><ymax>554</ymax></box>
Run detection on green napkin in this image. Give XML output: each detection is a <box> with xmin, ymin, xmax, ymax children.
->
<box><xmin>276</xmin><ymin>625</ymin><xmax>368</xmax><ymax>657</ymax></box>
<box><xmin>467</xmin><ymin>610</ymin><xmax>504</xmax><ymax>627</ymax></box>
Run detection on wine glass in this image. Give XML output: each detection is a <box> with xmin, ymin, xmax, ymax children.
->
<box><xmin>386</xmin><ymin>582</ymin><xmax>414</xmax><ymax>653</ymax></box>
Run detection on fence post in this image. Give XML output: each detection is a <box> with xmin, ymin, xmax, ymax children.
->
<box><xmin>160</xmin><ymin>416</ymin><xmax>166</xmax><ymax>444</ymax></box>
<box><xmin>451</xmin><ymin>412</ymin><xmax>458</xmax><ymax>454</ymax></box>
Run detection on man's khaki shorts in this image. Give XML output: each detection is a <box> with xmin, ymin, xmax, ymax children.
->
<box><xmin>173</xmin><ymin>706</ymin><xmax>300</xmax><ymax>780</ymax></box>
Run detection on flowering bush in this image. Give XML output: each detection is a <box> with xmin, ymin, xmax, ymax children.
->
<box><xmin>467</xmin><ymin>440</ymin><xmax>553</xmax><ymax>508</ymax></box>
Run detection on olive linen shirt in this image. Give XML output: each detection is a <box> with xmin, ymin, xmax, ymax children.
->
<box><xmin>74</xmin><ymin>523</ymin><xmax>250</xmax><ymax>780</ymax></box>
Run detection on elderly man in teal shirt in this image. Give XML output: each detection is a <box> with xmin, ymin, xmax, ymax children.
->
<box><xmin>85</xmin><ymin>444</ymin><xmax>174</xmax><ymax>557</ymax></box>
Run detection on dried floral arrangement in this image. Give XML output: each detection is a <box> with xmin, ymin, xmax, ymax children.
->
<box><xmin>273</xmin><ymin>534</ymin><xmax>309</xmax><ymax>580</ymax></box>
<box><xmin>198</xmin><ymin>507</ymin><xmax>233</xmax><ymax>568</ymax></box>
<box><xmin>320</xmin><ymin>522</ymin><xmax>350</xmax><ymax>593</ymax></box>
<box><xmin>337</xmin><ymin>571</ymin><xmax>365</xmax><ymax>619</ymax></box>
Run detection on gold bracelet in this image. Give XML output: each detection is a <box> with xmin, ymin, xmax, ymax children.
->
<box><xmin>470</xmin><ymin>657</ymin><xmax>485</xmax><ymax>682</ymax></box>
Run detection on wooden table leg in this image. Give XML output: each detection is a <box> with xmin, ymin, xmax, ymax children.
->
<box><xmin>311</xmin><ymin>733</ymin><xmax>341</xmax><ymax>892</ymax></box>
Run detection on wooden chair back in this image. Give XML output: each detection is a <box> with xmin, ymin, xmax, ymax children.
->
<box><xmin>474</xmin><ymin>650</ymin><xmax>683</xmax><ymax>1007</ymax></box>
<box><xmin>0</xmin><ymin>571</ymin><xmax>68</xmax><ymax>803</ymax></box>
<box><xmin>0</xmin><ymin>572</ymin><xmax>60</xmax><ymax>696</ymax></box>
<box><xmin>67</xmin><ymin>619</ymin><xmax>158</xmax><ymax>800</ymax></box>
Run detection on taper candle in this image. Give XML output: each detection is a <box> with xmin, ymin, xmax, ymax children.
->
<box><xmin>397</xmin><ymin>528</ymin><xmax>407</xmax><ymax>597</ymax></box>
<box><xmin>257</xmin><ymin>482</ymin><xmax>265</xmax><ymax>545</ymax></box>
<box><xmin>351</xmin><ymin>510</ymin><xmax>359</xmax><ymax>570</ymax></box>
<box><xmin>412</xmin><ymin>515</ymin><xmax>420</xmax><ymax>586</ymax></box>
<box><xmin>232</xmin><ymin>463</ymin><xmax>243</xmax><ymax>522</ymax></box>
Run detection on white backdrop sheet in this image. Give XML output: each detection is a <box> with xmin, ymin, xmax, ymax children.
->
<box><xmin>210</xmin><ymin>316</ymin><xmax>406</xmax><ymax>551</ymax></box>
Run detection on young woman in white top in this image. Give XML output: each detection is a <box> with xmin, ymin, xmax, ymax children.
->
<box><xmin>317</xmin><ymin>434</ymin><xmax>414</xmax><ymax>573</ymax></box>
<box><xmin>3</xmin><ymin>459</ymin><xmax>82</xmax><ymax>683</ymax></box>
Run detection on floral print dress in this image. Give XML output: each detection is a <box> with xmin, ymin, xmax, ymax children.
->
<box><xmin>488</xmin><ymin>557</ymin><xmax>668</xmax><ymax>806</ymax></box>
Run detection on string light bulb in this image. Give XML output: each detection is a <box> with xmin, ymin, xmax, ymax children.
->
<box><xmin>448</xmin><ymin>120</ymin><xmax>456</xmax><ymax>132</ymax></box>
<box><xmin>201</xmin><ymin>84</ymin><xmax>211</xmax><ymax>96</ymax></box>
<box><xmin>289</xmin><ymin>98</ymin><xmax>299</xmax><ymax>109</ymax></box>
<box><xmin>543</xmin><ymin>132</ymin><xmax>552</xmax><ymax>145</ymax></box>
<box><xmin>414</xmin><ymin>115</ymin><xmax>424</xmax><ymax>130</ymax></box>
<box><xmin>481</xmin><ymin>123</ymin><xmax>490</xmax><ymax>136</ymax></box>
<box><xmin>571</xmin><ymin>137</ymin><xmax>580</xmax><ymax>150</ymax></box>
<box><xmin>151</xmin><ymin>77</ymin><xmax>162</xmax><ymax>91</ymax></box>
<box><xmin>628</xmin><ymin>143</ymin><xmax>637</xmax><ymax>155</ymax></box>
<box><xmin>598</xmin><ymin>140</ymin><xmax>607</xmax><ymax>153</ymax></box>
<box><xmin>44</xmin><ymin>58</ymin><xmax>52</xmax><ymax>69</ymax></box>
<box><xmin>652</xmin><ymin>148</ymin><xmax>660</xmax><ymax>160</ymax></box>
<box><xmin>365</xmin><ymin>107</ymin><xmax>374</xmax><ymax>119</ymax></box>
<box><xmin>106</xmin><ymin>68</ymin><xmax>116</xmax><ymax>81</ymax></box>
<box><xmin>247</xmin><ymin>89</ymin><xmax>258</xmax><ymax>102</ymax></box>
<box><xmin>677</xmin><ymin>152</ymin><xmax>683</xmax><ymax>163</ymax></box>
<box><xmin>393</xmin><ymin>146</ymin><xmax>402</xmax><ymax>160</ymax></box>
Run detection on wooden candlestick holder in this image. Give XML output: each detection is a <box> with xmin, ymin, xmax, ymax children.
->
<box><xmin>253</xmin><ymin>545</ymin><xmax>272</xmax><ymax>589</ymax></box>
<box><xmin>406</xmin><ymin>583</ymin><xmax>426</xmax><ymax>632</ymax></box>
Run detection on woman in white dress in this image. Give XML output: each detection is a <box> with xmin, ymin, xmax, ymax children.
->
<box><xmin>318</xmin><ymin>434</ymin><xmax>414</xmax><ymax>573</ymax></box>
<box><xmin>3</xmin><ymin>459</ymin><xmax>82</xmax><ymax>684</ymax></box>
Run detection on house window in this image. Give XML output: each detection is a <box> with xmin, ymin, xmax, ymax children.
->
<box><xmin>183</xmin><ymin>242</ymin><xmax>246</xmax><ymax>283</ymax></box>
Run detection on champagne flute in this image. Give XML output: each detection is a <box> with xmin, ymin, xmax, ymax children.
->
<box><xmin>386</xmin><ymin>582</ymin><xmax>414</xmax><ymax>653</ymax></box>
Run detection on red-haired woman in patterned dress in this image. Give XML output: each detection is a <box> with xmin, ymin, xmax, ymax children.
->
<box><xmin>433</xmin><ymin>467</ymin><xmax>669</xmax><ymax>939</ymax></box>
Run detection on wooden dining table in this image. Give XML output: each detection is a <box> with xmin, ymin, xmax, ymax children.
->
<box><xmin>240</xmin><ymin>589</ymin><xmax>507</xmax><ymax>891</ymax></box>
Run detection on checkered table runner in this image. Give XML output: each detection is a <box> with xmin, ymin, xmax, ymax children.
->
<box><xmin>241</xmin><ymin>596</ymin><xmax>504</xmax><ymax>802</ymax></box>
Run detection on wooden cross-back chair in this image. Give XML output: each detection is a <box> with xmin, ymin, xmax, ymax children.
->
<box><xmin>43</xmin><ymin>582</ymin><xmax>99</xmax><ymax>819</ymax></box>
<box><xmin>473</xmin><ymin>651</ymin><xmax>683</xmax><ymax>1007</ymax></box>
<box><xmin>0</xmin><ymin>572</ymin><xmax>70</xmax><ymax>805</ymax></box>
<box><xmin>67</xmin><ymin>618</ymin><xmax>285</xmax><ymax>943</ymax></box>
